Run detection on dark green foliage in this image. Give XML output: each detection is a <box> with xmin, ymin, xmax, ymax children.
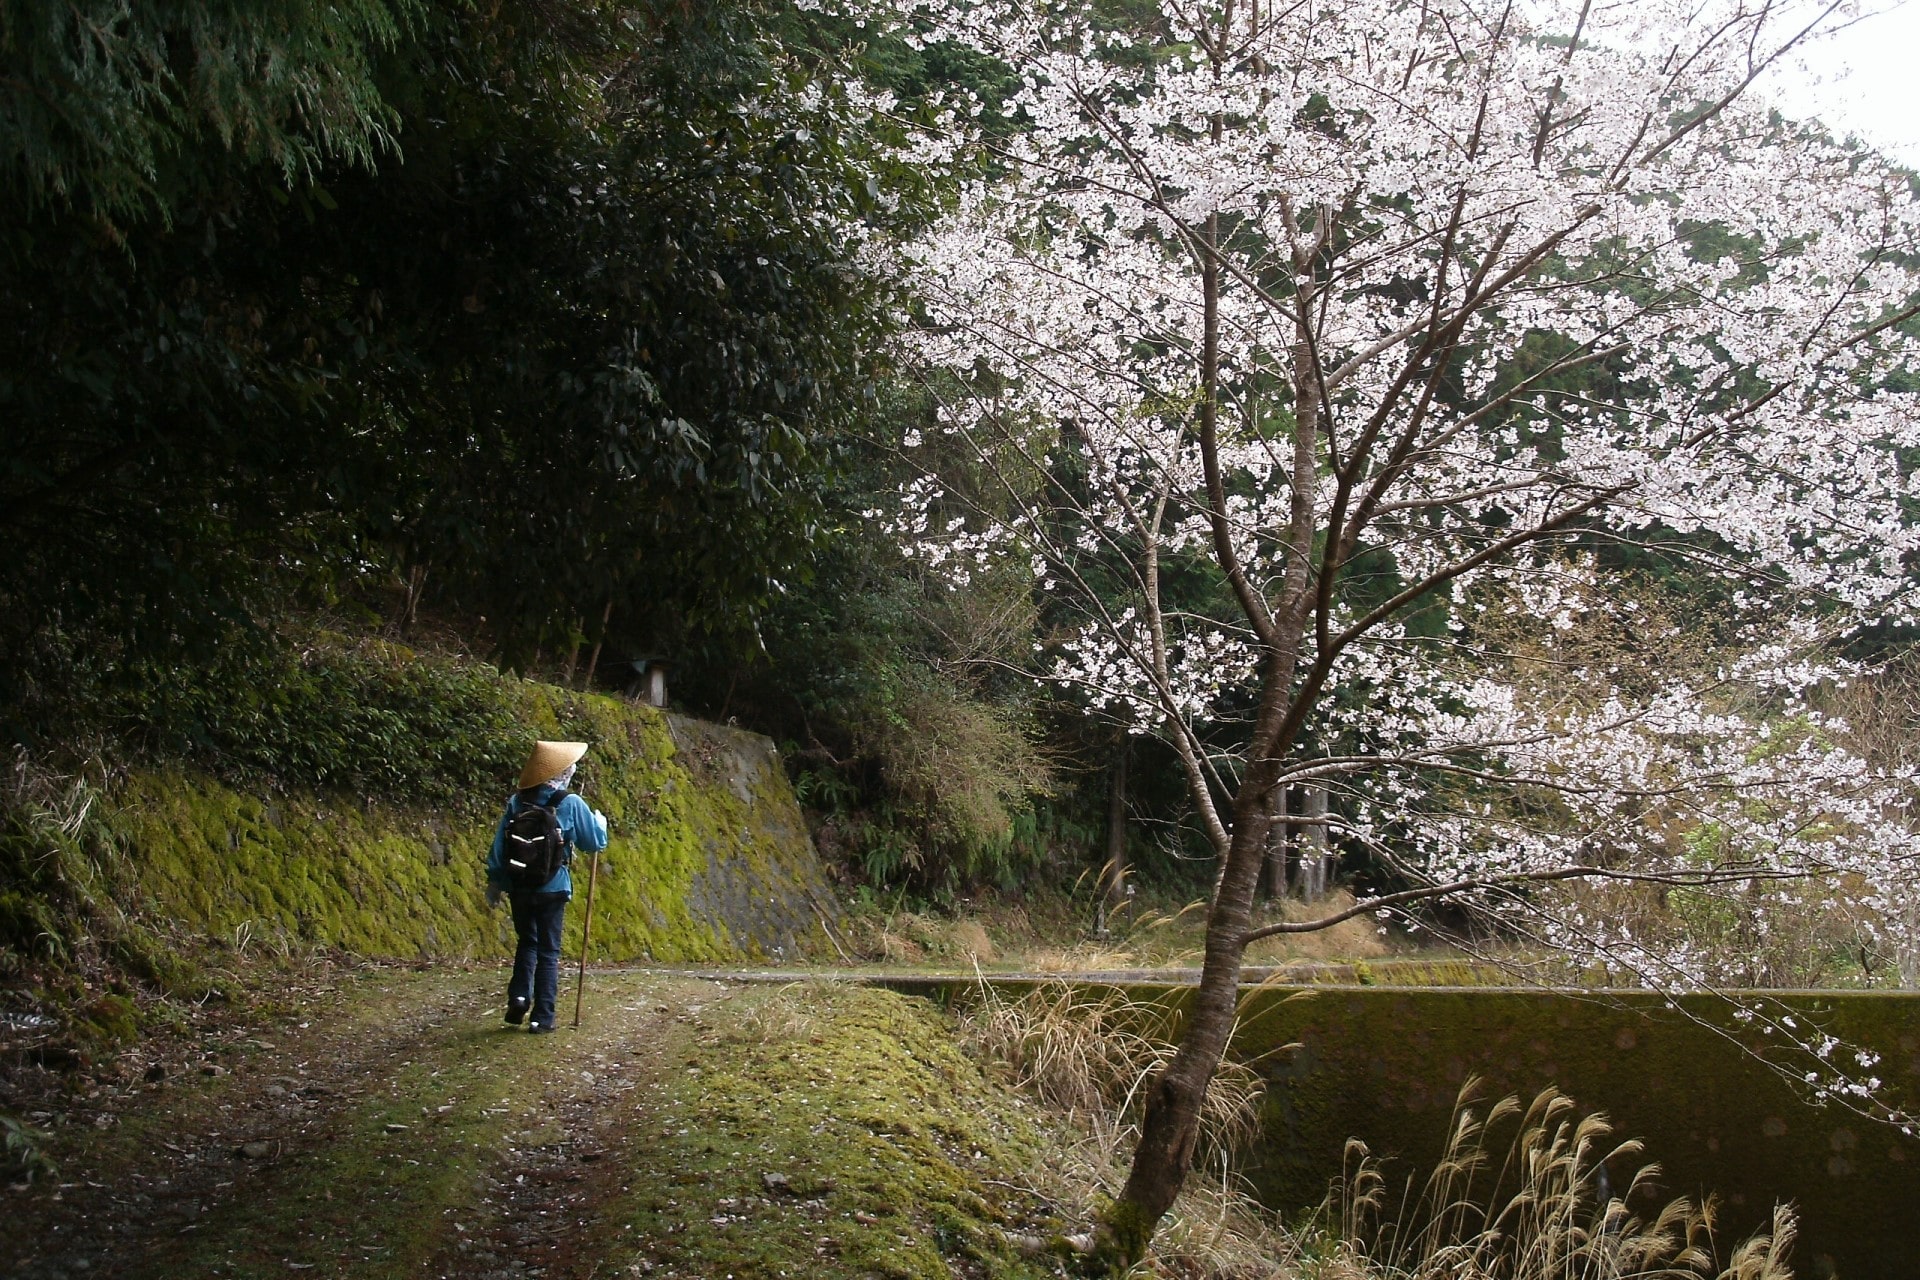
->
<box><xmin>113</xmin><ymin>636</ymin><xmax>527</xmax><ymax>804</ymax></box>
<box><xmin>327</xmin><ymin>0</ymin><xmax>937</xmax><ymax>665</ymax></box>
<box><xmin>1</xmin><ymin>0</ymin><xmax>409</xmax><ymax>224</ymax></box>
<box><xmin>0</xmin><ymin>0</ymin><xmax>929</xmax><ymax>741</ymax></box>
<box><xmin>0</xmin><ymin>1</ymin><xmax>414</xmax><ymax>681</ymax></box>
<box><xmin>0</xmin><ymin>0</ymin><xmax>1073</xmax><ymax>901</ymax></box>
<box><xmin>1</xmin><ymin>1114</ymin><xmax>57</xmax><ymax>1184</ymax></box>
<box><xmin>675</xmin><ymin>427</ymin><xmax>1066</xmax><ymax>897</ymax></box>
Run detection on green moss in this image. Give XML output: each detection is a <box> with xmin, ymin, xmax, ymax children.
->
<box><xmin>103</xmin><ymin>932</ymin><xmax>200</xmax><ymax>997</ymax></box>
<box><xmin>98</xmin><ymin>683</ymin><xmax>835</xmax><ymax>966</ymax></box>
<box><xmin>611</xmin><ymin>983</ymin><xmax>1060</xmax><ymax>1279</ymax></box>
<box><xmin>1090</xmin><ymin>1195</ymin><xmax>1156</xmax><ymax>1276</ymax></box>
<box><xmin>70</xmin><ymin>992</ymin><xmax>140</xmax><ymax>1055</ymax></box>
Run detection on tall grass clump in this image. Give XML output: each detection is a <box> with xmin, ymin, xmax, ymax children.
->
<box><xmin>1317</xmin><ymin>1082</ymin><xmax>1797</xmax><ymax>1280</ymax></box>
<box><xmin>0</xmin><ymin>754</ymin><xmax>216</xmax><ymax>1072</ymax></box>
<box><xmin>0</xmin><ymin>756</ymin><xmax>170</xmax><ymax>984</ymax></box>
<box><xmin>959</xmin><ymin>978</ymin><xmax>1298</xmax><ymax>1277</ymax></box>
<box><xmin>962</xmin><ymin>979</ymin><xmax>1267</xmax><ymax>1174</ymax></box>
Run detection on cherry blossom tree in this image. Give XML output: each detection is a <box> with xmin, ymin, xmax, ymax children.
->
<box><xmin>864</xmin><ymin>0</ymin><xmax>1920</xmax><ymax>1265</ymax></box>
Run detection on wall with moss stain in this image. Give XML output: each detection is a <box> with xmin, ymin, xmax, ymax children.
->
<box><xmin>1229</xmin><ymin>986</ymin><xmax>1920</xmax><ymax>1280</ymax></box>
<box><xmin>894</xmin><ymin>977</ymin><xmax>1920</xmax><ymax>1280</ymax></box>
<box><xmin>108</xmin><ymin>685</ymin><xmax>837</xmax><ymax>964</ymax></box>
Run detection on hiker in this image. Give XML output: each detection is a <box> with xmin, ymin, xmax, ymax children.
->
<box><xmin>485</xmin><ymin>740</ymin><xmax>610</xmax><ymax>1033</ymax></box>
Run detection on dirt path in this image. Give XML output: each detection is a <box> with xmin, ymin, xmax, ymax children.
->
<box><xmin>3</xmin><ymin>968</ymin><xmax>722</xmax><ymax>1280</ymax></box>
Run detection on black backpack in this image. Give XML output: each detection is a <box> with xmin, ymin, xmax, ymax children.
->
<box><xmin>502</xmin><ymin>788</ymin><xmax>573</xmax><ymax>890</ymax></box>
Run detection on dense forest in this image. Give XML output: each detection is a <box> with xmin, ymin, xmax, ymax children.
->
<box><xmin>1</xmin><ymin>0</ymin><xmax>1087</xmax><ymax>892</ymax></box>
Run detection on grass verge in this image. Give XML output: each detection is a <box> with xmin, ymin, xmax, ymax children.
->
<box><xmin>613</xmin><ymin>981</ymin><xmax>1066</xmax><ymax>1279</ymax></box>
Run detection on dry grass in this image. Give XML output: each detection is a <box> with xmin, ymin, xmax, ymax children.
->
<box><xmin>960</xmin><ymin>979</ymin><xmax>1266</xmax><ymax>1169</ymax></box>
<box><xmin>952</xmin><ymin>983</ymin><xmax>1799</xmax><ymax>1280</ymax></box>
<box><xmin>950</xmin><ymin>919</ymin><xmax>999</xmax><ymax>964</ymax></box>
<box><xmin>957</xmin><ymin>978</ymin><xmax>1303</xmax><ymax>1277</ymax></box>
<box><xmin>1016</xmin><ymin>888</ymin><xmax>1397</xmax><ymax>972</ymax></box>
<box><xmin>835</xmin><ymin>906</ymin><xmax>1022</xmax><ymax>966</ymax></box>
<box><xmin>1152</xmin><ymin>1166</ymin><xmax>1307</xmax><ymax>1280</ymax></box>
<box><xmin>1018</xmin><ymin>945</ymin><xmax>1149</xmax><ymax>972</ymax></box>
<box><xmin>1244</xmin><ymin>890</ymin><xmax>1394</xmax><ymax>965</ymax></box>
<box><xmin>729</xmin><ymin>980</ymin><xmax>825</xmax><ymax>1043</ymax></box>
<box><xmin>1320</xmin><ymin>1082</ymin><xmax>1797</xmax><ymax>1280</ymax></box>
<box><xmin>833</xmin><ymin>884</ymin><xmax>1409</xmax><ymax>976</ymax></box>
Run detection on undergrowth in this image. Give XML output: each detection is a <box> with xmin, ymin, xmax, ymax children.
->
<box><xmin>0</xmin><ymin>753</ymin><xmax>375</xmax><ymax>1115</ymax></box>
<box><xmin>0</xmin><ymin>756</ymin><xmax>211</xmax><ymax>1014</ymax></box>
<box><xmin>2</xmin><ymin>1113</ymin><xmax>56</xmax><ymax>1184</ymax></box>
<box><xmin>109</xmin><ymin>630</ymin><xmax>528</xmax><ymax>805</ymax></box>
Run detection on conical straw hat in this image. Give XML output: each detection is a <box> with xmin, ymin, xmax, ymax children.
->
<box><xmin>519</xmin><ymin>740</ymin><xmax>589</xmax><ymax>789</ymax></box>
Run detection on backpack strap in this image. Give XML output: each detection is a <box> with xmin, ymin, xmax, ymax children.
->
<box><xmin>547</xmin><ymin>790</ymin><xmax>573</xmax><ymax>861</ymax></box>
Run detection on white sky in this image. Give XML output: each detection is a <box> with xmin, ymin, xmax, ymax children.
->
<box><xmin>1759</xmin><ymin>1</ymin><xmax>1920</xmax><ymax>166</ymax></box>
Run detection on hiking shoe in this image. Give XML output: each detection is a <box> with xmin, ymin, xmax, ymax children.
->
<box><xmin>504</xmin><ymin>998</ymin><xmax>530</xmax><ymax>1026</ymax></box>
<box><xmin>528</xmin><ymin>1021</ymin><xmax>555</xmax><ymax>1034</ymax></box>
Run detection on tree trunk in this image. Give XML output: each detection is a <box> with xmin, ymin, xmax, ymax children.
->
<box><xmin>401</xmin><ymin>562</ymin><xmax>428</xmax><ymax>638</ymax></box>
<box><xmin>1095</xmin><ymin>739</ymin><xmax>1130</xmax><ymax>937</ymax></box>
<box><xmin>562</xmin><ymin>618</ymin><xmax>583</xmax><ymax>688</ymax></box>
<box><xmin>581</xmin><ymin>598</ymin><xmax>614</xmax><ymax>690</ymax></box>
<box><xmin>1093</xmin><ymin>188</ymin><xmax>1294</xmax><ymax>1267</ymax></box>
<box><xmin>1264</xmin><ymin>783</ymin><xmax>1289</xmax><ymax>903</ymax></box>
<box><xmin>1093</xmin><ymin>49</ymin><xmax>1333</xmax><ymax>1259</ymax></box>
<box><xmin>1094</xmin><ymin>762</ymin><xmax>1279</xmax><ymax>1271</ymax></box>
<box><xmin>1301</xmin><ymin>783</ymin><xmax>1330</xmax><ymax>901</ymax></box>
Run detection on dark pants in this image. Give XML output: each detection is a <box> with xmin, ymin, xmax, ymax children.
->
<box><xmin>508</xmin><ymin>891</ymin><xmax>568</xmax><ymax>1029</ymax></box>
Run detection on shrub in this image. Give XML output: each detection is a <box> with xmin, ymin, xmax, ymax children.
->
<box><xmin>2</xmin><ymin>1115</ymin><xmax>56</xmax><ymax>1185</ymax></box>
<box><xmin>112</xmin><ymin>633</ymin><xmax>528</xmax><ymax>805</ymax></box>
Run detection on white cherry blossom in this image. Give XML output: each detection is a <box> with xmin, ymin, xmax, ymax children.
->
<box><xmin>856</xmin><ymin>0</ymin><xmax>1920</xmax><ymax>1256</ymax></box>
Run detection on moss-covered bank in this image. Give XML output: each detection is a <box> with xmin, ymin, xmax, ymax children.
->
<box><xmin>620</xmin><ymin>981</ymin><xmax>1062</xmax><ymax>1279</ymax></box>
<box><xmin>104</xmin><ymin>683</ymin><xmax>837</xmax><ymax>965</ymax></box>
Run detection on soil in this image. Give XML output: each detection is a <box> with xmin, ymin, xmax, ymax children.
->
<box><xmin>1</xmin><ymin>967</ymin><xmax>727</xmax><ymax>1280</ymax></box>
<box><xmin>1</xmin><ymin>966</ymin><xmax>1068</xmax><ymax>1280</ymax></box>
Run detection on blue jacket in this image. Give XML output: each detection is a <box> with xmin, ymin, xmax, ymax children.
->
<box><xmin>485</xmin><ymin>785</ymin><xmax>608</xmax><ymax>897</ymax></box>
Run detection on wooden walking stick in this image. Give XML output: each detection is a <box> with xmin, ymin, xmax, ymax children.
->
<box><xmin>572</xmin><ymin>848</ymin><xmax>601</xmax><ymax>1028</ymax></box>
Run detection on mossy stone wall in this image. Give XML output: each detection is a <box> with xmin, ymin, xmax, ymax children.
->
<box><xmin>1230</xmin><ymin>986</ymin><xmax>1920</xmax><ymax>1280</ymax></box>
<box><xmin>108</xmin><ymin>687</ymin><xmax>837</xmax><ymax>964</ymax></box>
